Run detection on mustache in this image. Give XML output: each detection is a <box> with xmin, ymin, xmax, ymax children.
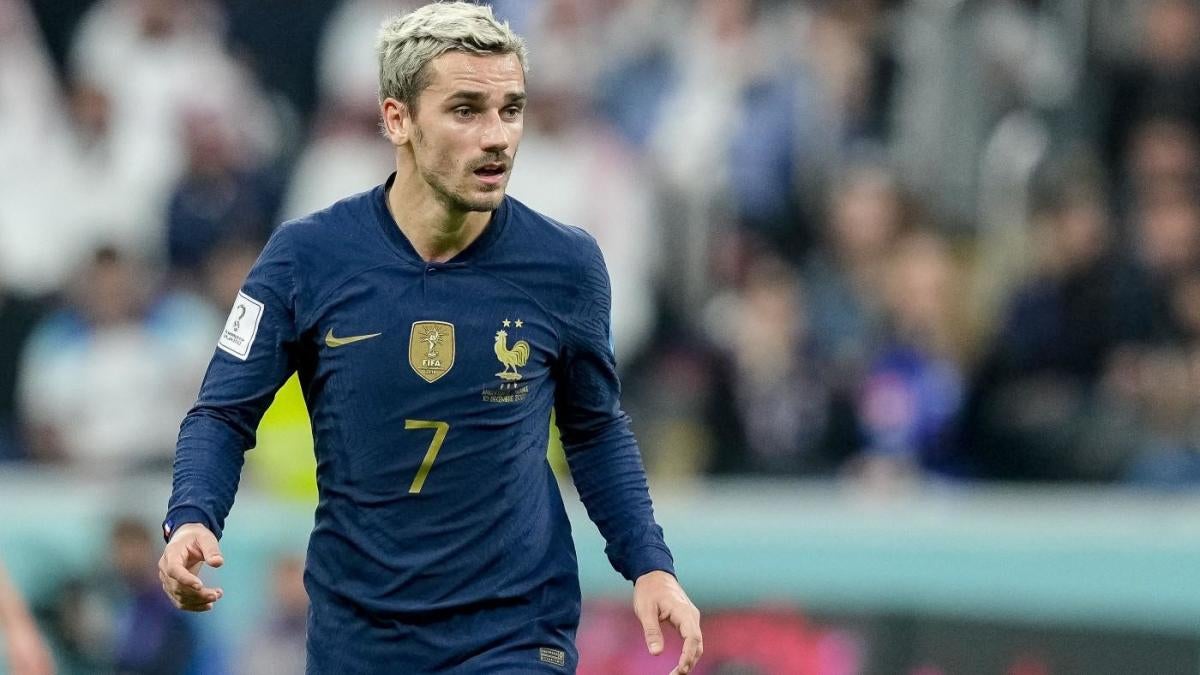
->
<box><xmin>468</xmin><ymin>154</ymin><xmax>511</xmax><ymax>170</ymax></box>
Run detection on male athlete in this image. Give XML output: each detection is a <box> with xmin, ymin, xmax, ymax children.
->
<box><xmin>157</xmin><ymin>3</ymin><xmax>702</xmax><ymax>673</ymax></box>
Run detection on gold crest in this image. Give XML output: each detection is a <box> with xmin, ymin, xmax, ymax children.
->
<box><xmin>409</xmin><ymin>321</ymin><xmax>455</xmax><ymax>383</ymax></box>
<box><xmin>493</xmin><ymin>327</ymin><xmax>530</xmax><ymax>381</ymax></box>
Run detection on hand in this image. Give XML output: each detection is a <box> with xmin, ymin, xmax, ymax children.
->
<box><xmin>633</xmin><ymin>570</ymin><xmax>703</xmax><ymax>675</ymax></box>
<box><xmin>158</xmin><ymin>523</ymin><xmax>225</xmax><ymax>612</ymax></box>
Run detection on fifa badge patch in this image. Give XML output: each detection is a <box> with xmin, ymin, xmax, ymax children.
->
<box><xmin>218</xmin><ymin>291</ymin><xmax>264</xmax><ymax>360</ymax></box>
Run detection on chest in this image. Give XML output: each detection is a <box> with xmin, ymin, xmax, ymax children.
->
<box><xmin>302</xmin><ymin>265</ymin><xmax>561</xmax><ymax>408</ymax></box>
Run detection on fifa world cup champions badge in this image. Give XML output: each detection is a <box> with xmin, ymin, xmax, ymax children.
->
<box><xmin>409</xmin><ymin>321</ymin><xmax>456</xmax><ymax>383</ymax></box>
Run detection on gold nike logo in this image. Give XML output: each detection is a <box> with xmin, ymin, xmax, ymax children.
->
<box><xmin>325</xmin><ymin>329</ymin><xmax>382</xmax><ymax>348</ymax></box>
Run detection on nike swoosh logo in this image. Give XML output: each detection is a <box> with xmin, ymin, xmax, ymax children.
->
<box><xmin>325</xmin><ymin>329</ymin><xmax>382</xmax><ymax>348</ymax></box>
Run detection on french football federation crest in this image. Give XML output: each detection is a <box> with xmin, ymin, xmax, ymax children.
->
<box><xmin>493</xmin><ymin>326</ymin><xmax>530</xmax><ymax>381</ymax></box>
<box><xmin>409</xmin><ymin>321</ymin><xmax>455</xmax><ymax>383</ymax></box>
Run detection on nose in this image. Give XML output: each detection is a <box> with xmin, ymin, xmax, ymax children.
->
<box><xmin>480</xmin><ymin>111</ymin><xmax>510</xmax><ymax>154</ymax></box>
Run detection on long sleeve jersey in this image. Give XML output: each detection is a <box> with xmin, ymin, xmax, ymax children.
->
<box><xmin>164</xmin><ymin>175</ymin><xmax>673</xmax><ymax>639</ymax></box>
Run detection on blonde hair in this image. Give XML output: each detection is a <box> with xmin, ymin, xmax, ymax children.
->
<box><xmin>376</xmin><ymin>2</ymin><xmax>528</xmax><ymax>109</ymax></box>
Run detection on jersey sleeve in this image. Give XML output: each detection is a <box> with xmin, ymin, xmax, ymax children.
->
<box><xmin>163</xmin><ymin>228</ymin><xmax>300</xmax><ymax>540</ymax></box>
<box><xmin>555</xmin><ymin>239</ymin><xmax>675</xmax><ymax>582</ymax></box>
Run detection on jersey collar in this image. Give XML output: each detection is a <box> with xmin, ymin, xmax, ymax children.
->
<box><xmin>372</xmin><ymin>172</ymin><xmax>510</xmax><ymax>267</ymax></box>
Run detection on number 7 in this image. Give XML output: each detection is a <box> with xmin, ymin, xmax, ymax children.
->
<box><xmin>405</xmin><ymin>419</ymin><xmax>450</xmax><ymax>494</ymax></box>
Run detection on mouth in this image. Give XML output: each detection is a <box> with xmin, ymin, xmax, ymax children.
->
<box><xmin>473</xmin><ymin>162</ymin><xmax>507</xmax><ymax>186</ymax></box>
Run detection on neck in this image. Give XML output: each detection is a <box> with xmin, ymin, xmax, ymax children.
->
<box><xmin>387</xmin><ymin>163</ymin><xmax>494</xmax><ymax>263</ymax></box>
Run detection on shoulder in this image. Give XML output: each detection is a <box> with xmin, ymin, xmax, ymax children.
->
<box><xmin>500</xmin><ymin>198</ymin><xmax>612</xmax><ymax>340</ymax></box>
<box><xmin>262</xmin><ymin>184</ymin><xmax>390</xmax><ymax>273</ymax></box>
<box><xmin>503</xmin><ymin>196</ymin><xmax>604</xmax><ymax>270</ymax></box>
<box><xmin>243</xmin><ymin>184</ymin><xmax>391</xmax><ymax>320</ymax></box>
<box><xmin>272</xmin><ymin>185</ymin><xmax>383</xmax><ymax>254</ymax></box>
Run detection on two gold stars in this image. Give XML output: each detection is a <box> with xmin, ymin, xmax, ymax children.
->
<box><xmin>501</xmin><ymin>318</ymin><xmax>524</xmax><ymax>328</ymax></box>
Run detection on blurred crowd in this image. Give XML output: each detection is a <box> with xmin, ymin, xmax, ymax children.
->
<box><xmin>1</xmin><ymin>0</ymin><xmax>1199</xmax><ymax>494</ymax></box>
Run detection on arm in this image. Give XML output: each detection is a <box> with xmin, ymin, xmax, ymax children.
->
<box><xmin>0</xmin><ymin>561</ymin><xmax>55</xmax><ymax>675</ymax></box>
<box><xmin>555</xmin><ymin>241</ymin><xmax>702</xmax><ymax>674</ymax></box>
<box><xmin>159</xmin><ymin>230</ymin><xmax>300</xmax><ymax>612</ymax></box>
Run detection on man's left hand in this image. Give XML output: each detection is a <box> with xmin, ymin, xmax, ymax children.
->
<box><xmin>633</xmin><ymin>570</ymin><xmax>703</xmax><ymax>675</ymax></box>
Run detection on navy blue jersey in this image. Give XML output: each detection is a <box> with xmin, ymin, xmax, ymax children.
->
<box><xmin>164</xmin><ymin>175</ymin><xmax>673</xmax><ymax>672</ymax></box>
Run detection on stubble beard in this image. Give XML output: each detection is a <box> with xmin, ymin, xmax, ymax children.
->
<box><xmin>421</xmin><ymin>161</ymin><xmax>504</xmax><ymax>213</ymax></box>
<box><xmin>413</xmin><ymin>127</ymin><xmax>507</xmax><ymax>213</ymax></box>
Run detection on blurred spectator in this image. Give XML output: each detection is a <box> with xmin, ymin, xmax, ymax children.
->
<box><xmin>799</xmin><ymin>0</ymin><xmax>900</xmax><ymax>145</ymax></box>
<box><xmin>18</xmin><ymin>247</ymin><xmax>218</xmax><ymax>469</ymax></box>
<box><xmin>1121</xmin><ymin>115</ymin><xmax>1200</xmax><ymax>212</ymax></box>
<box><xmin>238</xmin><ymin>555</ymin><xmax>307</xmax><ymax>675</ymax></box>
<box><xmin>803</xmin><ymin>162</ymin><xmax>911</xmax><ymax>382</ymax></box>
<box><xmin>1112</xmin><ymin>191</ymin><xmax>1200</xmax><ymax>347</ymax></box>
<box><xmin>165</xmin><ymin>108</ymin><xmax>281</xmax><ymax>279</ymax></box>
<box><xmin>316</xmin><ymin>0</ymin><xmax>422</xmax><ymax>108</ymax></box>
<box><xmin>962</xmin><ymin>167</ymin><xmax>1134</xmax><ymax>480</ymax></box>
<box><xmin>40</xmin><ymin>517</ymin><xmax>204</xmax><ymax>674</ymax></box>
<box><xmin>855</xmin><ymin>230</ymin><xmax>968</xmax><ymax>479</ymax></box>
<box><xmin>279</xmin><ymin>0</ymin><xmax>400</xmax><ymax>220</ymax></box>
<box><xmin>1107</xmin><ymin>345</ymin><xmax>1200</xmax><ymax>487</ymax></box>
<box><xmin>0</xmin><ymin>0</ymin><xmax>82</xmax><ymax>293</ymax></box>
<box><xmin>68</xmin><ymin>0</ymin><xmax>281</xmax><ymax>259</ymax></box>
<box><xmin>651</xmin><ymin>0</ymin><xmax>819</xmax><ymax>260</ymax></box>
<box><xmin>0</xmin><ymin>279</ymin><xmax>43</xmax><ymax>461</ymax></box>
<box><xmin>589</xmin><ymin>0</ymin><xmax>683</xmax><ymax>149</ymax></box>
<box><xmin>1097</xmin><ymin>0</ymin><xmax>1200</xmax><ymax>178</ymax></box>
<box><xmin>0</xmin><ymin>558</ymin><xmax>56</xmax><ymax>675</ymax></box>
<box><xmin>702</xmin><ymin>255</ymin><xmax>857</xmax><ymax>476</ymax></box>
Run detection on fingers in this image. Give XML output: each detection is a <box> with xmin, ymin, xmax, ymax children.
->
<box><xmin>158</xmin><ymin>564</ymin><xmax>222</xmax><ymax>611</ymax></box>
<box><xmin>187</xmin><ymin>531</ymin><xmax>224</xmax><ymax>569</ymax></box>
<box><xmin>672</xmin><ymin>609</ymin><xmax>703</xmax><ymax>675</ymax></box>
<box><xmin>655</xmin><ymin>594</ymin><xmax>702</xmax><ymax>675</ymax></box>
<box><xmin>158</xmin><ymin>529</ymin><xmax>225</xmax><ymax>612</ymax></box>
<box><xmin>635</xmin><ymin>598</ymin><xmax>665</xmax><ymax>655</ymax></box>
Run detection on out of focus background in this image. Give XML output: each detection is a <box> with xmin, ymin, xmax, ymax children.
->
<box><xmin>1</xmin><ymin>0</ymin><xmax>1200</xmax><ymax>672</ymax></box>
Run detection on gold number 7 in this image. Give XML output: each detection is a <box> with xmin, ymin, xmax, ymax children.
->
<box><xmin>405</xmin><ymin>419</ymin><xmax>450</xmax><ymax>494</ymax></box>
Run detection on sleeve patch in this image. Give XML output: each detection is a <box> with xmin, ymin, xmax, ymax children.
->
<box><xmin>217</xmin><ymin>291</ymin><xmax>265</xmax><ymax>361</ymax></box>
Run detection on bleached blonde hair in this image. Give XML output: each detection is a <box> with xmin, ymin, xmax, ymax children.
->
<box><xmin>376</xmin><ymin>2</ymin><xmax>528</xmax><ymax>110</ymax></box>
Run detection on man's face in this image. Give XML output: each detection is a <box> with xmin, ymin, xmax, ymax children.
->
<box><xmin>406</xmin><ymin>51</ymin><xmax>526</xmax><ymax>213</ymax></box>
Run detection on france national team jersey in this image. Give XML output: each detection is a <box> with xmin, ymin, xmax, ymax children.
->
<box><xmin>164</xmin><ymin>174</ymin><xmax>674</xmax><ymax>673</ymax></box>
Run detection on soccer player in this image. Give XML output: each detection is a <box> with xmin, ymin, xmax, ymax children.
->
<box><xmin>157</xmin><ymin>3</ymin><xmax>702</xmax><ymax>673</ymax></box>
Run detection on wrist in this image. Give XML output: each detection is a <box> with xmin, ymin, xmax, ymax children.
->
<box><xmin>162</xmin><ymin>506</ymin><xmax>218</xmax><ymax>542</ymax></box>
<box><xmin>164</xmin><ymin>520</ymin><xmax>211</xmax><ymax>543</ymax></box>
<box><xmin>635</xmin><ymin>569</ymin><xmax>676</xmax><ymax>585</ymax></box>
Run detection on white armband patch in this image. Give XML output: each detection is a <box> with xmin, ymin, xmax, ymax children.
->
<box><xmin>217</xmin><ymin>291</ymin><xmax>265</xmax><ymax>361</ymax></box>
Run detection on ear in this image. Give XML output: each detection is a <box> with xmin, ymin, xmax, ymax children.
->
<box><xmin>380</xmin><ymin>97</ymin><xmax>413</xmax><ymax>146</ymax></box>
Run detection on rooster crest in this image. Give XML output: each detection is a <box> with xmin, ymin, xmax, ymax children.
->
<box><xmin>494</xmin><ymin>329</ymin><xmax>530</xmax><ymax>381</ymax></box>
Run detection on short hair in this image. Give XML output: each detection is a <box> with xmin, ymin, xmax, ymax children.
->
<box><xmin>376</xmin><ymin>2</ymin><xmax>528</xmax><ymax>110</ymax></box>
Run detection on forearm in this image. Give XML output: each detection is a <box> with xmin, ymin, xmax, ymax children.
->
<box><xmin>562</xmin><ymin>412</ymin><xmax>674</xmax><ymax>581</ymax></box>
<box><xmin>165</xmin><ymin>409</ymin><xmax>252</xmax><ymax>539</ymax></box>
<box><xmin>0</xmin><ymin>561</ymin><xmax>54</xmax><ymax>674</ymax></box>
<box><xmin>0</xmin><ymin>562</ymin><xmax>27</xmax><ymax>626</ymax></box>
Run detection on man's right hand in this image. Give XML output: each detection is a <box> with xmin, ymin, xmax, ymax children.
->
<box><xmin>158</xmin><ymin>523</ymin><xmax>225</xmax><ymax>612</ymax></box>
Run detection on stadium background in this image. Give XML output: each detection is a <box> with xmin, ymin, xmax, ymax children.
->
<box><xmin>2</xmin><ymin>0</ymin><xmax>1200</xmax><ymax>673</ymax></box>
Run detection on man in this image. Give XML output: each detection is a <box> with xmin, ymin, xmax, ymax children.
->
<box><xmin>158</xmin><ymin>3</ymin><xmax>702</xmax><ymax>673</ymax></box>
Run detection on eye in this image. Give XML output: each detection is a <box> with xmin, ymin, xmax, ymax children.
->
<box><xmin>453</xmin><ymin>106</ymin><xmax>474</xmax><ymax>119</ymax></box>
<box><xmin>502</xmin><ymin>106</ymin><xmax>523</xmax><ymax>119</ymax></box>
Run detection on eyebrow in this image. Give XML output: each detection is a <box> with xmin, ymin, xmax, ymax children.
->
<box><xmin>445</xmin><ymin>91</ymin><xmax>527</xmax><ymax>104</ymax></box>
